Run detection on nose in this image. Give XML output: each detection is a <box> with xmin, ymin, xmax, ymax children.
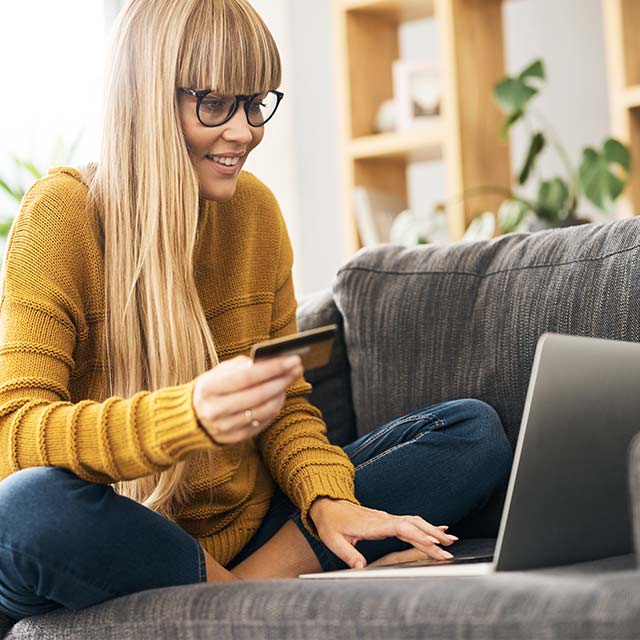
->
<box><xmin>220</xmin><ymin>106</ymin><xmax>254</xmax><ymax>145</ymax></box>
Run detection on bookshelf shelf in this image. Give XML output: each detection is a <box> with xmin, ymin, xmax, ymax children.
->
<box><xmin>343</xmin><ymin>0</ymin><xmax>436</xmax><ymax>22</ymax></box>
<box><xmin>622</xmin><ymin>85</ymin><xmax>640</xmax><ymax>110</ymax></box>
<box><xmin>348</xmin><ymin>126</ymin><xmax>444</xmax><ymax>161</ymax></box>
<box><xmin>603</xmin><ymin>0</ymin><xmax>640</xmax><ymax>215</ymax></box>
<box><xmin>334</xmin><ymin>0</ymin><xmax>512</xmax><ymax>256</ymax></box>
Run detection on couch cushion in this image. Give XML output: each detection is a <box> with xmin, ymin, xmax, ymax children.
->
<box><xmin>332</xmin><ymin>218</ymin><xmax>640</xmax><ymax>536</ymax></box>
<box><xmin>332</xmin><ymin>218</ymin><xmax>640</xmax><ymax>450</ymax></box>
<box><xmin>629</xmin><ymin>432</ymin><xmax>640</xmax><ymax>556</ymax></box>
<box><xmin>296</xmin><ymin>287</ymin><xmax>357</xmax><ymax>447</ymax></box>
<box><xmin>4</xmin><ymin>555</ymin><xmax>637</xmax><ymax>639</ymax></box>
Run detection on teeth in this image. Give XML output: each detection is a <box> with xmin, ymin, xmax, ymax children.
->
<box><xmin>207</xmin><ymin>155</ymin><xmax>240</xmax><ymax>166</ymax></box>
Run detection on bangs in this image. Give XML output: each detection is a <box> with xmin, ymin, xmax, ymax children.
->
<box><xmin>176</xmin><ymin>0</ymin><xmax>281</xmax><ymax>95</ymax></box>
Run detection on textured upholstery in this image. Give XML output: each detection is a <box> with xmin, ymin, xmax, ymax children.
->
<box><xmin>333</xmin><ymin>218</ymin><xmax>640</xmax><ymax>446</ymax></box>
<box><xmin>297</xmin><ymin>287</ymin><xmax>357</xmax><ymax>448</ymax></box>
<box><xmin>3</xmin><ymin>218</ymin><xmax>640</xmax><ymax>639</ymax></box>
<box><xmin>3</xmin><ymin>555</ymin><xmax>638</xmax><ymax>639</ymax></box>
<box><xmin>331</xmin><ymin>218</ymin><xmax>640</xmax><ymax>538</ymax></box>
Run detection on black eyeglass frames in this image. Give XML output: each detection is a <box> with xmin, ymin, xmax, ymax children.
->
<box><xmin>178</xmin><ymin>88</ymin><xmax>284</xmax><ymax>127</ymax></box>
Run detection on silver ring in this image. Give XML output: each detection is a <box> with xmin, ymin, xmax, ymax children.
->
<box><xmin>245</xmin><ymin>409</ymin><xmax>259</xmax><ymax>428</ymax></box>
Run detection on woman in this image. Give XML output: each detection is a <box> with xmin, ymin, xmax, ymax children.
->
<box><xmin>0</xmin><ymin>0</ymin><xmax>513</xmax><ymax>623</ymax></box>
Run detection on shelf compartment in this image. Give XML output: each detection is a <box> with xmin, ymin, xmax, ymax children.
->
<box><xmin>342</xmin><ymin>0</ymin><xmax>435</xmax><ymax>22</ymax></box>
<box><xmin>348</xmin><ymin>126</ymin><xmax>444</xmax><ymax>162</ymax></box>
<box><xmin>623</xmin><ymin>85</ymin><xmax>640</xmax><ymax>109</ymax></box>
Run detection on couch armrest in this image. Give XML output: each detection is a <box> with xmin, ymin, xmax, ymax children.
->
<box><xmin>629</xmin><ymin>432</ymin><xmax>640</xmax><ymax>562</ymax></box>
<box><xmin>296</xmin><ymin>288</ymin><xmax>357</xmax><ymax>447</ymax></box>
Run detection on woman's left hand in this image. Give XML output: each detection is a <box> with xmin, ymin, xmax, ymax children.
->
<box><xmin>308</xmin><ymin>498</ymin><xmax>458</xmax><ymax>569</ymax></box>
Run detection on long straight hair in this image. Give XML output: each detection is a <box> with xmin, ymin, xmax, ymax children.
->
<box><xmin>79</xmin><ymin>0</ymin><xmax>281</xmax><ymax>519</ymax></box>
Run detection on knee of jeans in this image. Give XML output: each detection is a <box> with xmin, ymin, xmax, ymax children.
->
<box><xmin>0</xmin><ymin>467</ymin><xmax>78</xmax><ymax>539</ymax></box>
<box><xmin>462</xmin><ymin>399</ymin><xmax>513</xmax><ymax>478</ymax></box>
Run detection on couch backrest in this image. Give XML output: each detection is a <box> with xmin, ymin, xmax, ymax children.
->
<box><xmin>332</xmin><ymin>217</ymin><xmax>640</xmax><ymax>449</ymax></box>
<box><xmin>296</xmin><ymin>288</ymin><xmax>358</xmax><ymax>447</ymax></box>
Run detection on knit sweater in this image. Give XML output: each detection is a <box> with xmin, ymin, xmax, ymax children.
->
<box><xmin>0</xmin><ymin>165</ymin><xmax>360</xmax><ymax>567</ymax></box>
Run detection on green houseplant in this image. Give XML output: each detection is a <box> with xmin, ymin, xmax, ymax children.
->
<box><xmin>0</xmin><ymin>131</ymin><xmax>83</xmax><ymax>260</ymax></box>
<box><xmin>492</xmin><ymin>59</ymin><xmax>632</xmax><ymax>233</ymax></box>
<box><xmin>391</xmin><ymin>58</ymin><xmax>632</xmax><ymax>246</ymax></box>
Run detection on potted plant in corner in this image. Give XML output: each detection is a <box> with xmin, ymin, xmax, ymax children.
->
<box><xmin>0</xmin><ymin>131</ymin><xmax>83</xmax><ymax>264</ymax></box>
<box><xmin>492</xmin><ymin>59</ymin><xmax>632</xmax><ymax>234</ymax></box>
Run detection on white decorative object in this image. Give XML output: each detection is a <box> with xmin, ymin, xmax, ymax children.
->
<box><xmin>462</xmin><ymin>211</ymin><xmax>496</xmax><ymax>241</ymax></box>
<box><xmin>374</xmin><ymin>98</ymin><xmax>398</xmax><ymax>133</ymax></box>
<box><xmin>420</xmin><ymin>209</ymin><xmax>450</xmax><ymax>244</ymax></box>
<box><xmin>390</xmin><ymin>209</ymin><xmax>423</xmax><ymax>245</ymax></box>
<box><xmin>392</xmin><ymin>60</ymin><xmax>441</xmax><ymax>131</ymax></box>
<box><xmin>352</xmin><ymin>187</ymin><xmax>405</xmax><ymax>246</ymax></box>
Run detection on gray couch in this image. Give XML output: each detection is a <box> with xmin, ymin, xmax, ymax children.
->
<box><xmin>3</xmin><ymin>217</ymin><xmax>640</xmax><ymax>639</ymax></box>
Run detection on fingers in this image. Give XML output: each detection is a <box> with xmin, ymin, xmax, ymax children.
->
<box><xmin>369</xmin><ymin>547</ymin><xmax>431</xmax><ymax>568</ymax></box>
<box><xmin>215</xmin><ymin>355</ymin><xmax>302</xmax><ymax>395</ymax></box>
<box><xmin>219</xmin><ymin>372</ymin><xmax>297</xmax><ymax>417</ymax></box>
<box><xmin>367</xmin><ymin>515</ymin><xmax>456</xmax><ymax>561</ymax></box>
<box><xmin>393</xmin><ymin>518</ymin><xmax>456</xmax><ymax>561</ymax></box>
<box><xmin>324</xmin><ymin>531</ymin><xmax>367</xmax><ymax>570</ymax></box>
<box><xmin>408</xmin><ymin>516</ymin><xmax>459</xmax><ymax>546</ymax></box>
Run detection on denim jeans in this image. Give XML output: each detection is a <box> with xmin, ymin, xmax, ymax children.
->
<box><xmin>0</xmin><ymin>398</ymin><xmax>512</xmax><ymax>622</ymax></box>
<box><xmin>227</xmin><ymin>398</ymin><xmax>513</xmax><ymax>571</ymax></box>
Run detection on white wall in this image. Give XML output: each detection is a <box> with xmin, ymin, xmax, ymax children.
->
<box><xmin>286</xmin><ymin>0</ymin><xmax>613</xmax><ymax>296</ymax></box>
<box><xmin>0</xmin><ymin>0</ymin><xmax>612</xmax><ymax>299</ymax></box>
<box><xmin>0</xmin><ymin>0</ymin><xmax>305</xmax><ymax>293</ymax></box>
<box><xmin>0</xmin><ymin>2</ymin><xmax>105</xmax><ymax>215</ymax></box>
<box><xmin>242</xmin><ymin>0</ymin><xmax>303</xmax><ymax>292</ymax></box>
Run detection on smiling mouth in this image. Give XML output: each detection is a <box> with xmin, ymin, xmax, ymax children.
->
<box><xmin>206</xmin><ymin>154</ymin><xmax>243</xmax><ymax>167</ymax></box>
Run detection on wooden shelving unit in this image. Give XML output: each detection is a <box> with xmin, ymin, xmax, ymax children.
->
<box><xmin>602</xmin><ymin>0</ymin><xmax>640</xmax><ymax>217</ymax></box>
<box><xmin>334</xmin><ymin>0</ymin><xmax>512</xmax><ymax>256</ymax></box>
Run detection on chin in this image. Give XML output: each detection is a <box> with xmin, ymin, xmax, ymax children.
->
<box><xmin>200</xmin><ymin>182</ymin><xmax>238</xmax><ymax>202</ymax></box>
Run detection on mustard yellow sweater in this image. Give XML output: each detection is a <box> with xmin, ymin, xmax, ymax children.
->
<box><xmin>0</xmin><ymin>166</ymin><xmax>360</xmax><ymax>567</ymax></box>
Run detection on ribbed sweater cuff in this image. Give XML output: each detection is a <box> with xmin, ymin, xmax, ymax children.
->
<box><xmin>152</xmin><ymin>379</ymin><xmax>217</xmax><ymax>463</ymax></box>
<box><xmin>293</xmin><ymin>472</ymin><xmax>361</xmax><ymax>540</ymax></box>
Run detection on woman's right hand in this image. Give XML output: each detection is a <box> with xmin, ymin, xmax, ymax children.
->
<box><xmin>192</xmin><ymin>353</ymin><xmax>303</xmax><ymax>445</ymax></box>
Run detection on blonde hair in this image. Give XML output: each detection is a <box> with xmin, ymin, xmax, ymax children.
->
<box><xmin>78</xmin><ymin>0</ymin><xmax>281</xmax><ymax>519</ymax></box>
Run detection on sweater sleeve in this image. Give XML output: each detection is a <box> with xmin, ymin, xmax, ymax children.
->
<box><xmin>254</xmin><ymin>208</ymin><xmax>361</xmax><ymax>540</ymax></box>
<box><xmin>0</xmin><ymin>172</ymin><xmax>217</xmax><ymax>485</ymax></box>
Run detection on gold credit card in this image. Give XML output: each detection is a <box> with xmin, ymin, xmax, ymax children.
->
<box><xmin>249</xmin><ymin>324</ymin><xmax>337</xmax><ymax>371</ymax></box>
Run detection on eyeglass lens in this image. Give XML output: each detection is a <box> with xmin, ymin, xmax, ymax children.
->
<box><xmin>199</xmin><ymin>91</ymin><xmax>279</xmax><ymax>126</ymax></box>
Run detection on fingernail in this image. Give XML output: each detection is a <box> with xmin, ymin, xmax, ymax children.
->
<box><xmin>427</xmin><ymin>536</ymin><xmax>440</xmax><ymax>544</ymax></box>
<box><xmin>355</xmin><ymin>560</ymin><xmax>365</xmax><ymax>569</ymax></box>
<box><xmin>442</xmin><ymin>551</ymin><xmax>454</xmax><ymax>559</ymax></box>
<box><xmin>448</xmin><ymin>535</ymin><xmax>459</xmax><ymax>541</ymax></box>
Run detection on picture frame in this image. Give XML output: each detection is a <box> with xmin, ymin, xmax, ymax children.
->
<box><xmin>392</xmin><ymin>59</ymin><xmax>441</xmax><ymax>131</ymax></box>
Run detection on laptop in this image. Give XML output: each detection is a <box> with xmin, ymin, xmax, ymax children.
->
<box><xmin>299</xmin><ymin>332</ymin><xmax>639</xmax><ymax>579</ymax></box>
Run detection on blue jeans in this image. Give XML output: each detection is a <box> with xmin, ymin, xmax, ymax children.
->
<box><xmin>0</xmin><ymin>398</ymin><xmax>512</xmax><ymax>622</ymax></box>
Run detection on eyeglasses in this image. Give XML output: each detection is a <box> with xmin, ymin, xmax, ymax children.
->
<box><xmin>178</xmin><ymin>88</ymin><xmax>284</xmax><ymax>127</ymax></box>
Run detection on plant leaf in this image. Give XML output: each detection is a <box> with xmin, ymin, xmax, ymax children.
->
<box><xmin>604</xmin><ymin>137</ymin><xmax>631</xmax><ymax>172</ymax></box>
<box><xmin>14</xmin><ymin>158</ymin><xmax>42</xmax><ymax>181</ymax></box>
<box><xmin>519</xmin><ymin>59</ymin><xmax>545</xmax><ymax>82</ymax></box>
<box><xmin>518</xmin><ymin>132</ymin><xmax>546</xmax><ymax>185</ymax></box>
<box><xmin>536</xmin><ymin>178</ymin><xmax>569</xmax><ymax>223</ymax></box>
<box><xmin>463</xmin><ymin>211</ymin><xmax>495</xmax><ymax>241</ymax></box>
<box><xmin>493</xmin><ymin>58</ymin><xmax>545</xmax><ymax>117</ymax></box>
<box><xmin>494</xmin><ymin>78</ymin><xmax>537</xmax><ymax>116</ymax></box>
<box><xmin>500</xmin><ymin>110</ymin><xmax>523</xmax><ymax>139</ymax></box>
<box><xmin>498</xmin><ymin>199</ymin><xmax>529</xmax><ymax>234</ymax></box>
<box><xmin>578</xmin><ymin>139</ymin><xmax>631</xmax><ymax>210</ymax></box>
<box><xmin>0</xmin><ymin>177</ymin><xmax>22</xmax><ymax>203</ymax></box>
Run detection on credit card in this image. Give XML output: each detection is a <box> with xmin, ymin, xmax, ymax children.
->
<box><xmin>249</xmin><ymin>324</ymin><xmax>337</xmax><ymax>371</ymax></box>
